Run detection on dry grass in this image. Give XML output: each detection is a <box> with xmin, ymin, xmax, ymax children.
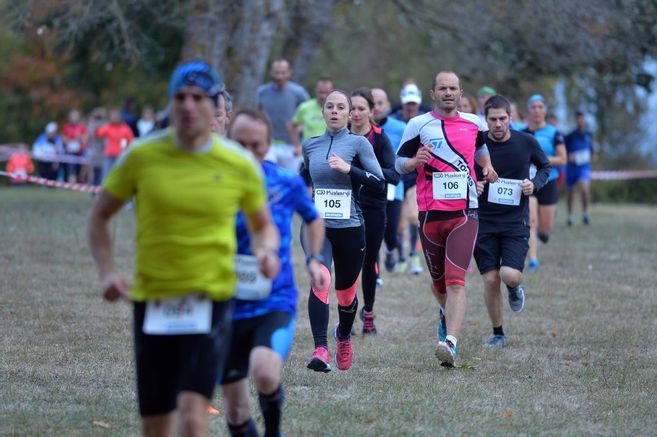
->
<box><xmin>1</xmin><ymin>187</ymin><xmax>656</xmax><ymax>436</ymax></box>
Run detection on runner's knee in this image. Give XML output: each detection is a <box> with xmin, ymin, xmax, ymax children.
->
<box><xmin>311</xmin><ymin>264</ymin><xmax>331</xmax><ymax>304</ymax></box>
<box><xmin>500</xmin><ymin>267</ymin><xmax>522</xmax><ymax>288</ymax></box>
<box><xmin>336</xmin><ymin>276</ymin><xmax>359</xmax><ymax>306</ymax></box>
<box><xmin>431</xmin><ymin>281</ymin><xmax>446</xmax><ymax>295</ymax></box>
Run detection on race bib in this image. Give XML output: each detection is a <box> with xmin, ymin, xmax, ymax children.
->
<box><xmin>386</xmin><ymin>183</ymin><xmax>396</xmax><ymax>201</ymax></box>
<box><xmin>432</xmin><ymin>172</ymin><xmax>468</xmax><ymax>200</ymax></box>
<box><xmin>314</xmin><ymin>188</ymin><xmax>351</xmax><ymax>219</ymax></box>
<box><xmin>488</xmin><ymin>178</ymin><xmax>522</xmax><ymax>206</ymax></box>
<box><xmin>572</xmin><ymin>149</ymin><xmax>591</xmax><ymax>165</ymax></box>
<box><xmin>234</xmin><ymin>254</ymin><xmax>272</xmax><ymax>300</ymax></box>
<box><xmin>143</xmin><ymin>294</ymin><xmax>212</xmax><ymax>335</ymax></box>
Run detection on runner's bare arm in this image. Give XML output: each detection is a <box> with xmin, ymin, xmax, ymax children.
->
<box><xmin>87</xmin><ymin>190</ymin><xmax>129</xmax><ymax>302</ymax></box>
<box><xmin>301</xmin><ymin>216</ymin><xmax>328</xmax><ymax>290</ymax></box>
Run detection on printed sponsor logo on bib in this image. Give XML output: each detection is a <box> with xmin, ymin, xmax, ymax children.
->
<box><xmin>573</xmin><ymin>149</ymin><xmax>591</xmax><ymax>165</ymax></box>
<box><xmin>234</xmin><ymin>254</ymin><xmax>272</xmax><ymax>300</ymax></box>
<box><xmin>432</xmin><ymin>172</ymin><xmax>468</xmax><ymax>200</ymax></box>
<box><xmin>143</xmin><ymin>294</ymin><xmax>212</xmax><ymax>335</ymax></box>
<box><xmin>386</xmin><ymin>183</ymin><xmax>396</xmax><ymax>201</ymax></box>
<box><xmin>488</xmin><ymin>177</ymin><xmax>522</xmax><ymax>206</ymax></box>
<box><xmin>314</xmin><ymin>188</ymin><xmax>351</xmax><ymax>219</ymax></box>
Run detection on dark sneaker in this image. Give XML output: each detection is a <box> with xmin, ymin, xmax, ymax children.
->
<box><xmin>483</xmin><ymin>334</ymin><xmax>508</xmax><ymax>348</ymax></box>
<box><xmin>384</xmin><ymin>250</ymin><xmax>397</xmax><ymax>272</ymax></box>
<box><xmin>360</xmin><ymin>308</ymin><xmax>377</xmax><ymax>335</ymax></box>
<box><xmin>582</xmin><ymin>214</ymin><xmax>590</xmax><ymax>225</ymax></box>
<box><xmin>507</xmin><ymin>284</ymin><xmax>525</xmax><ymax>313</ymax></box>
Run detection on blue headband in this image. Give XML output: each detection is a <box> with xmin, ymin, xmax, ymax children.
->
<box><xmin>168</xmin><ymin>61</ymin><xmax>223</xmax><ymax>105</ymax></box>
<box><xmin>527</xmin><ymin>94</ymin><xmax>547</xmax><ymax>110</ymax></box>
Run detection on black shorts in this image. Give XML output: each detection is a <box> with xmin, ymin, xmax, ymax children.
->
<box><xmin>473</xmin><ymin>226</ymin><xmax>529</xmax><ymax>274</ymax></box>
<box><xmin>221</xmin><ymin>311</ymin><xmax>295</xmax><ymax>385</ymax></box>
<box><xmin>133</xmin><ymin>299</ymin><xmax>233</xmax><ymax>417</ymax></box>
<box><xmin>534</xmin><ymin>179</ymin><xmax>559</xmax><ymax>206</ymax></box>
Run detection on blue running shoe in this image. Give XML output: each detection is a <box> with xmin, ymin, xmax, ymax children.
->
<box><xmin>527</xmin><ymin>258</ymin><xmax>540</xmax><ymax>273</ymax></box>
<box><xmin>483</xmin><ymin>334</ymin><xmax>508</xmax><ymax>348</ymax></box>
<box><xmin>437</xmin><ymin>308</ymin><xmax>447</xmax><ymax>342</ymax></box>
<box><xmin>435</xmin><ymin>339</ymin><xmax>457</xmax><ymax>367</ymax></box>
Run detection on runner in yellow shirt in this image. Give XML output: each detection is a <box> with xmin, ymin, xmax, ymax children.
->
<box><xmin>87</xmin><ymin>61</ymin><xmax>279</xmax><ymax>437</ymax></box>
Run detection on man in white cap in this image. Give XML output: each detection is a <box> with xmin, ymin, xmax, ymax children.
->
<box><xmin>32</xmin><ymin>122</ymin><xmax>64</xmax><ymax>180</ymax></box>
<box><xmin>392</xmin><ymin>83</ymin><xmax>425</xmax><ymax>123</ymax></box>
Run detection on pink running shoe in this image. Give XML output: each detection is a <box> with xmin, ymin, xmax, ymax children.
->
<box><xmin>307</xmin><ymin>346</ymin><xmax>331</xmax><ymax>373</ymax></box>
<box><xmin>333</xmin><ymin>323</ymin><xmax>353</xmax><ymax>370</ymax></box>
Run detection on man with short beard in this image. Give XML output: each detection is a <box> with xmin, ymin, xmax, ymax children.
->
<box><xmin>474</xmin><ymin>95</ymin><xmax>551</xmax><ymax>348</ymax></box>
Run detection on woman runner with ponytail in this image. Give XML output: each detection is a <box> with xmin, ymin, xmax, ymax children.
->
<box><xmin>300</xmin><ymin>89</ymin><xmax>385</xmax><ymax>371</ymax></box>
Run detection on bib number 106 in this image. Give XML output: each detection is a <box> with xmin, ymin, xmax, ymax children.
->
<box><xmin>443</xmin><ymin>181</ymin><xmax>460</xmax><ymax>190</ymax></box>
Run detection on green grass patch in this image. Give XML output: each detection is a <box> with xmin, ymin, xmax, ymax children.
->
<box><xmin>1</xmin><ymin>187</ymin><xmax>656</xmax><ymax>435</ymax></box>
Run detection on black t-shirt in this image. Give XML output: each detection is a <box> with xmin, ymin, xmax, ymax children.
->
<box><xmin>359</xmin><ymin>125</ymin><xmax>400</xmax><ymax>209</ymax></box>
<box><xmin>475</xmin><ymin>130</ymin><xmax>551</xmax><ymax>230</ymax></box>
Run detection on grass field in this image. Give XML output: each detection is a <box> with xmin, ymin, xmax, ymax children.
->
<box><xmin>1</xmin><ymin>187</ymin><xmax>656</xmax><ymax>436</ymax></box>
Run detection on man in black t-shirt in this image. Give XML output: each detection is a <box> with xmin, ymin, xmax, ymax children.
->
<box><xmin>474</xmin><ymin>95</ymin><xmax>551</xmax><ymax>348</ymax></box>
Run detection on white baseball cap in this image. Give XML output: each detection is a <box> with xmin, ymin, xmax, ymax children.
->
<box><xmin>45</xmin><ymin>122</ymin><xmax>57</xmax><ymax>134</ymax></box>
<box><xmin>400</xmin><ymin>84</ymin><xmax>422</xmax><ymax>104</ymax></box>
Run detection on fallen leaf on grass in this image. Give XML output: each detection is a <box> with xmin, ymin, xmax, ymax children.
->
<box><xmin>503</xmin><ymin>410</ymin><xmax>513</xmax><ymax>418</ymax></box>
<box><xmin>92</xmin><ymin>421</ymin><xmax>111</xmax><ymax>429</ymax></box>
<box><xmin>550</xmin><ymin>331</ymin><xmax>557</xmax><ymax>338</ymax></box>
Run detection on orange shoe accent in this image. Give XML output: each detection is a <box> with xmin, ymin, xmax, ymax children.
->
<box><xmin>207</xmin><ymin>406</ymin><xmax>220</xmax><ymax>415</ymax></box>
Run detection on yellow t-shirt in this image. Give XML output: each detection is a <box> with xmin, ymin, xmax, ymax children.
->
<box><xmin>103</xmin><ymin>128</ymin><xmax>266</xmax><ymax>302</ymax></box>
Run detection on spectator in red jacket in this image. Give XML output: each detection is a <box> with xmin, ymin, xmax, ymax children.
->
<box><xmin>7</xmin><ymin>145</ymin><xmax>34</xmax><ymax>185</ymax></box>
<box><xmin>96</xmin><ymin>108</ymin><xmax>134</xmax><ymax>181</ymax></box>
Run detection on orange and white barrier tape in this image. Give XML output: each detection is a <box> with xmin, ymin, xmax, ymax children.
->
<box><xmin>0</xmin><ymin>171</ymin><xmax>102</xmax><ymax>193</ymax></box>
<box><xmin>0</xmin><ymin>151</ymin><xmax>91</xmax><ymax>165</ymax></box>
<box><xmin>590</xmin><ymin>170</ymin><xmax>657</xmax><ymax>180</ymax></box>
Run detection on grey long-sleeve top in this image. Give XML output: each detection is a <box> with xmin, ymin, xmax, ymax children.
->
<box><xmin>301</xmin><ymin>127</ymin><xmax>384</xmax><ymax>228</ymax></box>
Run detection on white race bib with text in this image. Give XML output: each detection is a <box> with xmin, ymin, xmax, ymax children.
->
<box><xmin>488</xmin><ymin>178</ymin><xmax>522</xmax><ymax>206</ymax></box>
<box><xmin>143</xmin><ymin>294</ymin><xmax>212</xmax><ymax>335</ymax></box>
<box><xmin>432</xmin><ymin>172</ymin><xmax>468</xmax><ymax>200</ymax></box>
<box><xmin>572</xmin><ymin>149</ymin><xmax>591</xmax><ymax>165</ymax></box>
<box><xmin>314</xmin><ymin>188</ymin><xmax>352</xmax><ymax>219</ymax></box>
<box><xmin>234</xmin><ymin>254</ymin><xmax>272</xmax><ymax>300</ymax></box>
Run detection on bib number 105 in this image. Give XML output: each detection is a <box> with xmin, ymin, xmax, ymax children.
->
<box><xmin>324</xmin><ymin>199</ymin><xmax>341</xmax><ymax>208</ymax></box>
<box><xmin>314</xmin><ymin>188</ymin><xmax>351</xmax><ymax>219</ymax></box>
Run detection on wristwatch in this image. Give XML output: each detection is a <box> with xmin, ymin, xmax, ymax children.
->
<box><xmin>305</xmin><ymin>253</ymin><xmax>325</xmax><ymax>267</ymax></box>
